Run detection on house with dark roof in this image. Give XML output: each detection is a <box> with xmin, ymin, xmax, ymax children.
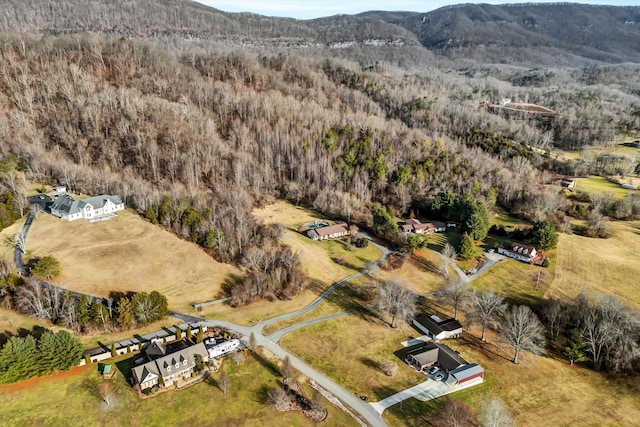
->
<box><xmin>401</xmin><ymin>218</ymin><xmax>446</xmax><ymax>234</ymax></box>
<box><xmin>131</xmin><ymin>341</ymin><xmax>209</xmax><ymax>391</ymax></box>
<box><xmin>306</xmin><ymin>222</ymin><xmax>357</xmax><ymax>241</ymax></box>
<box><xmin>51</xmin><ymin>194</ymin><xmax>124</xmax><ymax>222</ymax></box>
<box><xmin>405</xmin><ymin>342</ymin><xmax>467</xmax><ymax>373</ymax></box>
<box><xmin>413</xmin><ymin>314</ymin><xmax>463</xmax><ymax>340</ymax></box>
<box><xmin>498</xmin><ymin>242</ymin><xmax>538</xmax><ymax>263</ymax></box>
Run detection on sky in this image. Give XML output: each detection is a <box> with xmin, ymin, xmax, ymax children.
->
<box><xmin>197</xmin><ymin>1</ymin><xmax>638</xmax><ymax>20</ymax></box>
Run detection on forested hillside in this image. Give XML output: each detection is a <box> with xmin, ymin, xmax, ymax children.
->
<box><xmin>1</xmin><ymin>1</ymin><xmax>639</xmax><ymax>68</ymax></box>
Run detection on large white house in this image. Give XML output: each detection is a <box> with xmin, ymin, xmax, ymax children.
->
<box><xmin>50</xmin><ymin>194</ymin><xmax>124</xmax><ymax>222</ymax></box>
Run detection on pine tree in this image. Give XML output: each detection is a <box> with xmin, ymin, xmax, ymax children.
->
<box><xmin>175</xmin><ymin>328</ymin><xmax>183</xmax><ymax>340</ymax></box>
<box><xmin>459</xmin><ymin>233</ymin><xmax>476</xmax><ymax>260</ymax></box>
<box><xmin>531</xmin><ymin>219</ymin><xmax>558</xmax><ymax>250</ymax></box>
<box><xmin>564</xmin><ymin>330</ymin><xmax>588</xmax><ymax>365</ymax></box>
<box><xmin>186</xmin><ymin>327</ymin><xmax>193</xmax><ymax>341</ymax></box>
<box><xmin>197</xmin><ymin>326</ymin><xmax>204</xmax><ymax>343</ymax></box>
<box><xmin>111</xmin><ymin>343</ymin><xmax>117</xmax><ymax>358</ymax></box>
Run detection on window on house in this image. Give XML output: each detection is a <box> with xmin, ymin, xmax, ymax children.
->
<box><xmin>183</xmin><ymin>360</ymin><xmax>188</xmax><ymax>366</ymax></box>
<box><xmin>175</xmin><ymin>363</ymin><xmax>179</xmax><ymax>369</ymax></box>
<box><xmin>167</xmin><ymin>366</ymin><xmax>171</xmax><ymax>372</ymax></box>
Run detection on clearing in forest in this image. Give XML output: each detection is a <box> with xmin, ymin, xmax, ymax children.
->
<box><xmin>13</xmin><ymin>209</ymin><xmax>242</xmax><ymax>312</ymax></box>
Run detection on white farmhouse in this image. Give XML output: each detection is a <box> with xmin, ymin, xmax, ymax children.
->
<box><xmin>50</xmin><ymin>194</ymin><xmax>124</xmax><ymax>222</ymax></box>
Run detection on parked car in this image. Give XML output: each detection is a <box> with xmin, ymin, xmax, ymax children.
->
<box><xmin>433</xmin><ymin>371</ymin><xmax>446</xmax><ymax>382</ymax></box>
<box><xmin>428</xmin><ymin>365</ymin><xmax>440</xmax><ymax>375</ymax></box>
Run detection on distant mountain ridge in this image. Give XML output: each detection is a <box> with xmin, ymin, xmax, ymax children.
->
<box><xmin>0</xmin><ymin>0</ymin><xmax>639</xmax><ymax>67</ymax></box>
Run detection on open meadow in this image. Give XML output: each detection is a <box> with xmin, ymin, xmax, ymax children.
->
<box><xmin>546</xmin><ymin>220</ymin><xmax>640</xmax><ymax>308</ymax></box>
<box><xmin>0</xmin><ymin>351</ymin><xmax>357</xmax><ymax>427</ymax></box>
<box><xmin>5</xmin><ymin>209</ymin><xmax>243</xmax><ymax>313</ymax></box>
<box><xmin>282</xmin><ymin>312</ymin><xmax>640</xmax><ymax>427</ymax></box>
<box><xmin>254</xmin><ymin>201</ymin><xmax>382</xmax><ymax>284</ymax></box>
<box><xmin>574</xmin><ymin>176</ymin><xmax>636</xmax><ymax>199</ymax></box>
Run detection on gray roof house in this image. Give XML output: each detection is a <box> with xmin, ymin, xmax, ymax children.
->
<box><xmin>132</xmin><ymin>341</ymin><xmax>209</xmax><ymax>391</ymax></box>
<box><xmin>51</xmin><ymin>194</ymin><xmax>124</xmax><ymax>222</ymax></box>
<box><xmin>405</xmin><ymin>342</ymin><xmax>468</xmax><ymax>373</ymax></box>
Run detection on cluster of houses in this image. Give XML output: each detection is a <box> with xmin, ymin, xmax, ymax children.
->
<box><xmin>403</xmin><ymin>313</ymin><xmax>485</xmax><ymax>387</ymax></box>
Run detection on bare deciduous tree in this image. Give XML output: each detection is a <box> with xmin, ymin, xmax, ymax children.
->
<box><xmin>500</xmin><ymin>305</ymin><xmax>546</xmax><ymax>364</ymax></box>
<box><xmin>84</xmin><ymin>378</ymin><xmax>119</xmax><ymax>411</ymax></box>
<box><xmin>267</xmin><ymin>386</ymin><xmax>289</xmax><ymax>407</ymax></box>
<box><xmin>432</xmin><ymin>399</ymin><xmax>477</xmax><ymax>427</ymax></box>
<box><xmin>219</xmin><ymin>372</ymin><xmax>230</xmax><ymax>394</ymax></box>
<box><xmin>575</xmin><ymin>293</ymin><xmax>640</xmax><ymax>372</ymax></box>
<box><xmin>440</xmin><ymin>243</ymin><xmax>457</xmax><ymax>277</ymax></box>
<box><xmin>376</xmin><ymin>280</ymin><xmax>417</xmax><ymax>328</ymax></box>
<box><xmin>439</xmin><ymin>280</ymin><xmax>469</xmax><ymax>320</ymax></box>
<box><xmin>478</xmin><ymin>397</ymin><xmax>515</xmax><ymax>427</ymax></box>
<box><xmin>539</xmin><ymin>298</ymin><xmax>569</xmax><ymax>339</ymax></box>
<box><xmin>467</xmin><ymin>290</ymin><xmax>507</xmax><ymax>341</ymax></box>
<box><xmin>281</xmin><ymin>355</ymin><xmax>293</xmax><ymax>379</ymax></box>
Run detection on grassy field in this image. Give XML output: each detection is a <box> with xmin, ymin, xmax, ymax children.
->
<box><xmin>0</xmin><ymin>351</ymin><xmax>357</xmax><ymax>427</ymax></box>
<box><xmin>254</xmin><ymin>201</ymin><xmax>382</xmax><ymax>285</ymax></box>
<box><xmin>471</xmin><ymin>254</ymin><xmax>554</xmax><ymax>306</ymax></box>
<box><xmin>546</xmin><ymin>220</ymin><xmax>640</xmax><ymax>308</ymax></box>
<box><xmin>282</xmin><ymin>314</ymin><xmax>425</xmax><ymax>401</ymax></box>
<box><xmin>574</xmin><ymin>176</ymin><xmax>635</xmax><ymax>199</ymax></box>
<box><xmin>377</xmin><ymin>249</ymin><xmax>446</xmax><ymax>296</ymax></box>
<box><xmin>3</xmin><ymin>209</ymin><xmax>243</xmax><ymax>313</ymax></box>
<box><xmin>282</xmin><ymin>312</ymin><xmax>640</xmax><ymax>427</ymax></box>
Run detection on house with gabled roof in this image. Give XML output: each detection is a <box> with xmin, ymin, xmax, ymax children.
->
<box><xmin>413</xmin><ymin>314</ymin><xmax>463</xmax><ymax>340</ymax></box>
<box><xmin>50</xmin><ymin>194</ymin><xmax>124</xmax><ymax>222</ymax></box>
<box><xmin>306</xmin><ymin>222</ymin><xmax>357</xmax><ymax>241</ymax></box>
<box><xmin>401</xmin><ymin>218</ymin><xmax>446</xmax><ymax>234</ymax></box>
<box><xmin>405</xmin><ymin>342</ymin><xmax>468</xmax><ymax>373</ymax></box>
<box><xmin>498</xmin><ymin>242</ymin><xmax>538</xmax><ymax>263</ymax></box>
<box><xmin>131</xmin><ymin>341</ymin><xmax>209</xmax><ymax>391</ymax></box>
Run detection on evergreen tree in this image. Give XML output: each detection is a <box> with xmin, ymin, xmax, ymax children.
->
<box><xmin>464</xmin><ymin>201</ymin><xmax>490</xmax><ymax>241</ymax></box>
<box><xmin>116</xmin><ymin>297</ymin><xmax>135</xmax><ymax>329</ymax></box>
<box><xmin>186</xmin><ymin>327</ymin><xmax>193</xmax><ymax>340</ymax></box>
<box><xmin>564</xmin><ymin>330</ymin><xmax>588</xmax><ymax>365</ymax></box>
<box><xmin>175</xmin><ymin>328</ymin><xmax>182</xmax><ymax>340</ymax></box>
<box><xmin>531</xmin><ymin>219</ymin><xmax>558</xmax><ymax>250</ymax></box>
<box><xmin>197</xmin><ymin>326</ymin><xmax>204</xmax><ymax>343</ymax></box>
<box><xmin>0</xmin><ymin>335</ymin><xmax>38</xmax><ymax>383</ymax></box>
<box><xmin>31</xmin><ymin>255</ymin><xmax>61</xmax><ymax>279</ymax></box>
<box><xmin>75</xmin><ymin>294</ymin><xmax>91</xmax><ymax>327</ymax></box>
<box><xmin>111</xmin><ymin>343</ymin><xmax>117</xmax><ymax>358</ymax></box>
<box><xmin>459</xmin><ymin>233</ymin><xmax>477</xmax><ymax>260</ymax></box>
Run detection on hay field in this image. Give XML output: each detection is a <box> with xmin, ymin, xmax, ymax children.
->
<box><xmin>19</xmin><ymin>209</ymin><xmax>242</xmax><ymax>311</ymax></box>
<box><xmin>546</xmin><ymin>220</ymin><xmax>640</xmax><ymax>308</ymax></box>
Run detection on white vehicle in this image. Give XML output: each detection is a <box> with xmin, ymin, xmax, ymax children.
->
<box><xmin>207</xmin><ymin>339</ymin><xmax>240</xmax><ymax>358</ymax></box>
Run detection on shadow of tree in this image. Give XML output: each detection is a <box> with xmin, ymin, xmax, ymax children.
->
<box><xmin>413</xmin><ymin>254</ymin><xmax>441</xmax><ymax>275</ymax></box>
<box><xmin>250</xmin><ymin>349</ymin><xmax>282</xmax><ymax>378</ymax></box>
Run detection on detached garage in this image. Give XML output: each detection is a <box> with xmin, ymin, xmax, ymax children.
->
<box><xmin>450</xmin><ymin>363</ymin><xmax>484</xmax><ymax>385</ymax></box>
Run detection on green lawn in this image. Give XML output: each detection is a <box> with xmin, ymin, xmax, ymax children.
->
<box><xmin>0</xmin><ymin>352</ymin><xmax>357</xmax><ymax>426</ymax></box>
<box><xmin>471</xmin><ymin>252</ymin><xmax>556</xmax><ymax>306</ymax></box>
<box><xmin>574</xmin><ymin>176</ymin><xmax>634</xmax><ymax>199</ymax></box>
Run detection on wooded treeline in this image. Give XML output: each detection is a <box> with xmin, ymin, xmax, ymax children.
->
<box><xmin>0</xmin><ymin>33</ymin><xmax>638</xmax><ymax>302</ymax></box>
